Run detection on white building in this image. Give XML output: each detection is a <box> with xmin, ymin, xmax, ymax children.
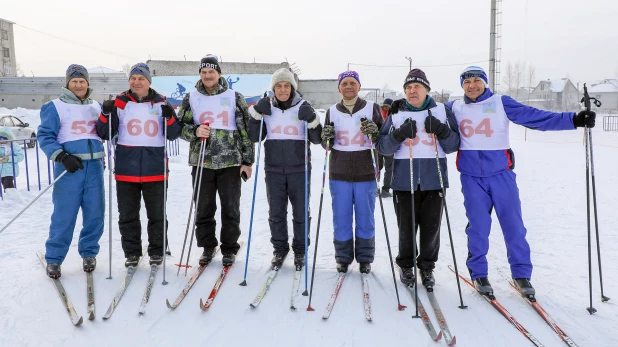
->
<box><xmin>588</xmin><ymin>79</ymin><xmax>618</xmax><ymax>113</ymax></box>
<box><xmin>527</xmin><ymin>78</ymin><xmax>579</xmax><ymax>111</ymax></box>
<box><xmin>0</xmin><ymin>18</ymin><xmax>17</xmax><ymax>77</ymax></box>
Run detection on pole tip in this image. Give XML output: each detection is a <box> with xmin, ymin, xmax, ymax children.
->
<box><xmin>398</xmin><ymin>304</ymin><xmax>407</xmax><ymax>311</ymax></box>
<box><xmin>162</xmin><ymin>280</ymin><xmax>168</xmax><ymax>285</ymax></box>
<box><xmin>587</xmin><ymin>307</ymin><xmax>597</xmax><ymax>315</ymax></box>
<box><xmin>302</xmin><ymin>290</ymin><xmax>308</xmax><ymax>296</ymax></box>
<box><xmin>239</xmin><ymin>280</ymin><xmax>247</xmax><ymax>286</ymax></box>
<box><xmin>459</xmin><ymin>305</ymin><xmax>468</xmax><ymax>309</ymax></box>
<box><xmin>602</xmin><ymin>296</ymin><xmax>611</xmax><ymax>302</ymax></box>
<box><xmin>307</xmin><ymin>306</ymin><xmax>315</xmax><ymax>311</ymax></box>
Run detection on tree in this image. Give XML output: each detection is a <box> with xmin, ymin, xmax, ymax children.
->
<box><xmin>16</xmin><ymin>63</ymin><xmax>24</xmax><ymax>77</ymax></box>
<box><xmin>121</xmin><ymin>63</ymin><xmax>131</xmax><ymax>77</ymax></box>
<box><xmin>524</xmin><ymin>64</ymin><xmax>536</xmax><ymax>105</ymax></box>
<box><xmin>502</xmin><ymin>61</ymin><xmax>524</xmax><ymax>100</ymax></box>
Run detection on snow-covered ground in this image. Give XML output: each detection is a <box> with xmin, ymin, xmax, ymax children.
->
<box><xmin>0</xmin><ymin>109</ymin><xmax>617</xmax><ymax>347</ymax></box>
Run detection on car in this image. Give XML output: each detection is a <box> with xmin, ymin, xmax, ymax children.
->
<box><xmin>0</xmin><ymin>114</ymin><xmax>37</xmax><ymax>148</ymax></box>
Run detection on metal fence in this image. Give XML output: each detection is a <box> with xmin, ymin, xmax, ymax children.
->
<box><xmin>603</xmin><ymin>116</ymin><xmax>618</xmax><ymax>132</ymax></box>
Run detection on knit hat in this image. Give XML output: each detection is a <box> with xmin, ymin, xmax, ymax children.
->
<box><xmin>65</xmin><ymin>64</ymin><xmax>89</xmax><ymax>86</ymax></box>
<box><xmin>129</xmin><ymin>63</ymin><xmax>152</xmax><ymax>83</ymax></box>
<box><xmin>199</xmin><ymin>54</ymin><xmax>222</xmax><ymax>74</ymax></box>
<box><xmin>382</xmin><ymin>98</ymin><xmax>393</xmax><ymax>105</ymax></box>
<box><xmin>460</xmin><ymin>66</ymin><xmax>488</xmax><ymax>87</ymax></box>
<box><xmin>270</xmin><ymin>68</ymin><xmax>298</xmax><ymax>90</ymax></box>
<box><xmin>0</xmin><ymin>127</ymin><xmax>14</xmax><ymax>141</ymax></box>
<box><xmin>338</xmin><ymin>70</ymin><xmax>361</xmax><ymax>86</ymax></box>
<box><xmin>403</xmin><ymin>69</ymin><xmax>430</xmax><ymax>91</ymax></box>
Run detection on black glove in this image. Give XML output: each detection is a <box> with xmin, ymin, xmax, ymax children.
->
<box><xmin>573</xmin><ymin>110</ymin><xmax>596</xmax><ymax>128</ymax></box>
<box><xmin>392</xmin><ymin>119</ymin><xmax>417</xmax><ymax>142</ymax></box>
<box><xmin>161</xmin><ymin>104</ymin><xmax>175</xmax><ymax>120</ymax></box>
<box><xmin>389</xmin><ymin>99</ymin><xmax>405</xmax><ymax>115</ymax></box>
<box><xmin>254</xmin><ymin>97</ymin><xmax>272</xmax><ymax>116</ymax></box>
<box><xmin>56</xmin><ymin>151</ymin><xmax>84</xmax><ymax>173</ymax></box>
<box><xmin>321</xmin><ymin>122</ymin><xmax>335</xmax><ymax>142</ymax></box>
<box><xmin>424</xmin><ymin>113</ymin><xmax>451</xmax><ymax>139</ymax></box>
<box><xmin>298</xmin><ymin>102</ymin><xmax>316</xmax><ymax>123</ymax></box>
<box><xmin>102</xmin><ymin>100</ymin><xmax>115</xmax><ymax>116</ymax></box>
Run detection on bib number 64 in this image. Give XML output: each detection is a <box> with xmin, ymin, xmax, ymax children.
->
<box><xmin>459</xmin><ymin>118</ymin><xmax>494</xmax><ymax>138</ymax></box>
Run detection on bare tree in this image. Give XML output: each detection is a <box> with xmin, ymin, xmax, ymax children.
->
<box><xmin>16</xmin><ymin>63</ymin><xmax>25</xmax><ymax>77</ymax></box>
<box><xmin>524</xmin><ymin>64</ymin><xmax>536</xmax><ymax>105</ymax></box>
<box><xmin>121</xmin><ymin>63</ymin><xmax>131</xmax><ymax>77</ymax></box>
<box><xmin>502</xmin><ymin>61</ymin><xmax>525</xmax><ymax>99</ymax></box>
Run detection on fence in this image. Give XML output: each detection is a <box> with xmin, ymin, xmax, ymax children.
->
<box><xmin>0</xmin><ymin>138</ymin><xmax>180</xmax><ymax>200</ymax></box>
<box><xmin>603</xmin><ymin>115</ymin><xmax>618</xmax><ymax>132</ymax></box>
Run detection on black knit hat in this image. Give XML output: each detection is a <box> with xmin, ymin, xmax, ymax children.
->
<box><xmin>403</xmin><ymin>68</ymin><xmax>431</xmax><ymax>91</ymax></box>
<box><xmin>199</xmin><ymin>54</ymin><xmax>221</xmax><ymax>74</ymax></box>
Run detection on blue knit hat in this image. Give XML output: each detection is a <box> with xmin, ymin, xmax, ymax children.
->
<box><xmin>382</xmin><ymin>98</ymin><xmax>393</xmax><ymax>105</ymax></box>
<box><xmin>129</xmin><ymin>63</ymin><xmax>152</xmax><ymax>83</ymax></box>
<box><xmin>460</xmin><ymin>66</ymin><xmax>488</xmax><ymax>87</ymax></box>
<box><xmin>338</xmin><ymin>70</ymin><xmax>360</xmax><ymax>86</ymax></box>
<box><xmin>65</xmin><ymin>64</ymin><xmax>89</xmax><ymax>86</ymax></box>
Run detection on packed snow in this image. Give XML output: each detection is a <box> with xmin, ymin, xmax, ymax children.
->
<box><xmin>0</xmin><ymin>109</ymin><xmax>616</xmax><ymax>347</ymax></box>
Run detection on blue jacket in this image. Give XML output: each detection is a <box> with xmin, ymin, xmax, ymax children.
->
<box><xmin>445</xmin><ymin>89</ymin><xmax>576</xmax><ymax>178</ymax></box>
<box><xmin>38</xmin><ymin>87</ymin><xmax>106</xmax><ymax>162</ymax></box>
<box><xmin>0</xmin><ymin>127</ymin><xmax>24</xmax><ymax>178</ymax></box>
<box><xmin>376</xmin><ymin>97</ymin><xmax>460</xmax><ymax>191</ymax></box>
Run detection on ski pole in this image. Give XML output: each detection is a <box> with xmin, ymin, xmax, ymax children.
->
<box><xmin>408</xmin><ymin>125</ymin><xmax>420</xmax><ymax>318</ymax></box>
<box><xmin>105</xmin><ymin>96</ymin><xmax>114</xmax><ymax>280</ymax></box>
<box><xmin>162</xmin><ymin>115</ymin><xmax>169</xmax><ymax>285</ymax></box>
<box><xmin>428</xmin><ymin>110</ymin><xmax>467</xmax><ymax>309</ymax></box>
<box><xmin>307</xmin><ymin>138</ymin><xmax>330</xmax><ymax>311</ymax></box>
<box><xmin>239</xmin><ymin>116</ymin><xmax>264</xmax><ymax>286</ymax></box>
<box><xmin>181</xmin><ymin>123</ymin><xmax>209</xmax><ymax>276</ymax></box>
<box><xmin>303</xmin><ymin>122</ymin><xmax>309</xmax><ymax>296</ymax></box>
<box><xmin>0</xmin><ymin>170</ymin><xmax>68</xmax><ymax>235</ymax></box>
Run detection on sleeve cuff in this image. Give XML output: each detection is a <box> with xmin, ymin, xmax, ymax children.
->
<box><xmin>307</xmin><ymin>118</ymin><xmax>320</xmax><ymax>129</ymax></box>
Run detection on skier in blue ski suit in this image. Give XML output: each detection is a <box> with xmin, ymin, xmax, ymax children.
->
<box><xmin>447</xmin><ymin>66</ymin><xmax>596</xmax><ymax>295</ymax></box>
<box><xmin>38</xmin><ymin>64</ymin><xmax>105</xmax><ymax>278</ymax></box>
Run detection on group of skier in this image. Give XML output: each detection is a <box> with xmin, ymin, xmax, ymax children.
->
<box><xmin>37</xmin><ymin>59</ymin><xmax>597</xmax><ymax>299</ymax></box>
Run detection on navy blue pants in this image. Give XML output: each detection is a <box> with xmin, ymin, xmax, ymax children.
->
<box><xmin>461</xmin><ymin>170</ymin><xmax>532</xmax><ymax>279</ymax></box>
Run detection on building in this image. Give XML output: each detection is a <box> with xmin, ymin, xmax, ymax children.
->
<box><xmin>88</xmin><ymin>66</ymin><xmax>126</xmax><ymax>78</ymax></box>
<box><xmin>527</xmin><ymin>78</ymin><xmax>579</xmax><ymax>111</ymax></box>
<box><xmin>0</xmin><ymin>18</ymin><xmax>17</xmax><ymax>77</ymax></box>
<box><xmin>298</xmin><ymin>79</ymin><xmax>339</xmax><ymax>110</ymax></box>
<box><xmin>588</xmin><ymin>79</ymin><xmax>618</xmax><ymax>113</ymax></box>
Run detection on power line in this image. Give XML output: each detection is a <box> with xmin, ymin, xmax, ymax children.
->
<box><xmin>350</xmin><ymin>59</ymin><xmax>489</xmax><ymax>69</ymax></box>
<box><xmin>16</xmin><ymin>24</ymin><xmax>142</xmax><ymax>62</ymax></box>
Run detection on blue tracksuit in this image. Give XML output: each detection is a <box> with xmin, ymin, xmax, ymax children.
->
<box><xmin>38</xmin><ymin>88</ymin><xmax>105</xmax><ymax>264</ymax></box>
<box><xmin>446</xmin><ymin>89</ymin><xmax>576</xmax><ymax>280</ymax></box>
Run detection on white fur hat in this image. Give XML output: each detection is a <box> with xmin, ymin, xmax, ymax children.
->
<box><xmin>270</xmin><ymin>68</ymin><xmax>298</xmax><ymax>91</ymax></box>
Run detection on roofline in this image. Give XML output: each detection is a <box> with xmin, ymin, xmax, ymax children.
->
<box><xmin>0</xmin><ymin>18</ymin><xmax>16</xmax><ymax>24</ymax></box>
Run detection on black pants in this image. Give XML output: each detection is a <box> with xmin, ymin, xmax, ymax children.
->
<box><xmin>378</xmin><ymin>154</ymin><xmax>393</xmax><ymax>191</ymax></box>
<box><xmin>265</xmin><ymin>171</ymin><xmax>311</xmax><ymax>255</ymax></box>
<box><xmin>1</xmin><ymin>176</ymin><xmax>15</xmax><ymax>190</ymax></box>
<box><xmin>393</xmin><ymin>189</ymin><xmax>443</xmax><ymax>269</ymax></box>
<box><xmin>116</xmin><ymin>181</ymin><xmax>167</xmax><ymax>257</ymax></box>
<box><xmin>192</xmin><ymin>166</ymin><xmax>241</xmax><ymax>255</ymax></box>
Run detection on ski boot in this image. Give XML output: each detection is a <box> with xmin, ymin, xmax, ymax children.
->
<box><xmin>221</xmin><ymin>252</ymin><xmax>236</xmax><ymax>266</ymax></box>
<box><xmin>271</xmin><ymin>253</ymin><xmax>286</xmax><ymax>270</ymax></box>
<box><xmin>149</xmin><ymin>255</ymin><xmax>163</xmax><ymax>266</ymax></box>
<box><xmin>82</xmin><ymin>257</ymin><xmax>96</xmax><ymax>273</ymax></box>
<box><xmin>513</xmin><ymin>278</ymin><xmax>536</xmax><ymax>301</ymax></box>
<box><xmin>46</xmin><ymin>263</ymin><xmax>61</xmax><ymax>279</ymax></box>
<box><xmin>399</xmin><ymin>267</ymin><xmax>414</xmax><ymax>286</ymax></box>
<box><xmin>420</xmin><ymin>268</ymin><xmax>435</xmax><ymax>291</ymax></box>
<box><xmin>336</xmin><ymin>263</ymin><xmax>349</xmax><ymax>273</ymax></box>
<box><xmin>359</xmin><ymin>262</ymin><xmax>371</xmax><ymax>274</ymax></box>
<box><xmin>125</xmin><ymin>255</ymin><xmax>140</xmax><ymax>268</ymax></box>
<box><xmin>199</xmin><ymin>247</ymin><xmax>217</xmax><ymax>266</ymax></box>
<box><xmin>293</xmin><ymin>253</ymin><xmax>305</xmax><ymax>271</ymax></box>
<box><xmin>474</xmin><ymin>277</ymin><xmax>494</xmax><ymax>298</ymax></box>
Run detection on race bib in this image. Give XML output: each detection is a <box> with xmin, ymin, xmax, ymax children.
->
<box><xmin>452</xmin><ymin>95</ymin><xmax>510</xmax><ymax>150</ymax></box>
<box><xmin>392</xmin><ymin>104</ymin><xmax>447</xmax><ymax>159</ymax></box>
<box><xmin>189</xmin><ymin>89</ymin><xmax>237</xmax><ymax>130</ymax></box>
<box><xmin>264</xmin><ymin>101</ymin><xmax>305</xmax><ymax>141</ymax></box>
<box><xmin>330</xmin><ymin>101</ymin><xmax>374</xmax><ymax>152</ymax></box>
<box><xmin>52</xmin><ymin>99</ymin><xmax>102</xmax><ymax>144</ymax></box>
<box><xmin>117</xmin><ymin>102</ymin><xmax>165</xmax><ymax>147</ymax></box>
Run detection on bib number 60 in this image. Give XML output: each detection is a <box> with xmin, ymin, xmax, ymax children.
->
<box><xmin>127</xmin><ymin>119</ymin><xmax>159</xmax><ymax>137</ymax></box>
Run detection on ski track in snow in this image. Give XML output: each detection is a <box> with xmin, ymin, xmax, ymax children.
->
<box><xmin>0</xmin><ymin>109</ymin><xmax>617</xmax><ymax>346</ymax></box>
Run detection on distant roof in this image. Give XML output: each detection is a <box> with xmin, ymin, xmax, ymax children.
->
<box><xmin>543</xmin><ymin>79</ymin><xmax>568</xmax><ymax>92</ymax></box>
<box><xmin>0</xmin><ymin>18</ymin><xmax>15</xmax><ymax>24</ymax></box>
<box><xmin>88</xmin><ymin>66</ymin><xmax>124</xmax><ymax>75</ymax></box>
<box><xmin>588</xmin><ymin>80</ymin><xmax>618</xmax><ymax>93</ymax></box>
<box><xmin>146</xmin><ymin>60</ymin><xmax>290</xmax><ymax>76</ymax></box>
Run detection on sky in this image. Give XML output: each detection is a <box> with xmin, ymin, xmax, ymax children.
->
<box><xmin>3</xmin><ymin>0</ymin><xmax>618</xmax><ymax>94</ymax></box>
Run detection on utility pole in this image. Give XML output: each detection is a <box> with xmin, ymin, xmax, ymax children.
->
<box><xmin>405</xmin><ymin>57</ymin><xmax>412</xmax><ymax>71</ymax></box>
<box><xmin>489</xmin><ymin>0</ymin><xmax>496</xmax><ymax>91</ymax></box>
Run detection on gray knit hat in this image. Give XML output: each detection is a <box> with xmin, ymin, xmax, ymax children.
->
<box><xmin>270</xmin><ymin>68</ymin><xmax>298</xmax><ymax>91</ymax></box>
<box><xmin>129</xmin><ymin>63</ymin><xmax>152</xmax><ymax>83</ymax></box>
<box><xmin>65</xmin><ymin>64</ymin><xmax>89</xmax><ymax>86</ymax></box>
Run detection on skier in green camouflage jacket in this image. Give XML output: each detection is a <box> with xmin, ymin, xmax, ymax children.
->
<box><xmin>177</xmin><ymin>54</ymin><xmax>255</xmax><ymax>266</ymax></box>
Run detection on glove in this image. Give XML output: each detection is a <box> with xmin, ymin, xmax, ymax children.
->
<box><xmin>161</xmin><ymin>104</ymin><xmax>175</xmax><ymax>120</ymax></box>
<box><xmin>360</xmin><ymin>118</ymin><xmax>378</xmax><ymax>136</ymax></box>
<box><xmin>573</xmin><ymin>110</ymin><xmax>596</xmax><ymax>128</ymax></box>
<box><xmin>389</xmin><ymin>99</ymin><xmax>405</xmax><ymax>115</ymax></box>
<box><xmin>424</xmin><ymin>113</ymin><xmax>451</xmax><ymax>139</ymax></box>
<box><xmin>298</xmin><ymin>102</ymin><xmax>316</xmax><ymax>123</ymax></box>
<box><xmin>102</xmin><ymin>100</ymin><xmax>115</xmax><ymax>116</ymax></box>
<box><xmin>0</xmin><ymin>156</ymin><xmax>8</xmax><ymax>163</ymax></box>
<box><xmin>56</xmin><ymin>151</ymin><xmax>84</xmax><ymax>173</ymax></box>
<box><xmin>254</xmin><ymin>97</ymin><xmax>272</xmax><ymax>116</ymax></box>
<box><xmin>392</xmin><ymin>119</ymin><xmax>417</xmax><ymax>143</ymax></box>
<box><xmin>321</xmin><ymin>122</ymin><xmax>335</xmax><ymax>142</ymax></box>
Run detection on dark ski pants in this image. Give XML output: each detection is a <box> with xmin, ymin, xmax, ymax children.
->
<box><xmin>192</xmin><ymin>166</ymin><xmax>241</xmax><ymax>255</ymax></box>
<box><xmin>265</xmin><ymin>171</ymin><xmax>311</xmax><ymax>256</ymax></box>
<box><xmin>461</xmin><ymin>171</ymin><xmax>531</xmax><ymax>280</ymax></box>
<box><xmin>116</xmin><ymin>180</ymin><xmax>167</xmax><ymax>258</ymax></box>
<box><xmin>378</xmin><ymin>153</ymin><xmax>393</xmax><ymax>191</ymax></box>
<box><xmin>1</xmin><ymin>176</ymin><xmax>15</xmax><ymax>190</ymax></box>
<box><xmin>393</xmin><ymin>189</ymin><xmax>443</xmax><ymax>270</ymax></box>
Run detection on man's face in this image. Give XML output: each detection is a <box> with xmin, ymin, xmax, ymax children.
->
<box><xmin>463</xmin><ymin>77</ymin><xmax>486</xmax><ymax>101</ymax></box>
<box><xmin>129</xmin><ymin>75</ymin><xmax>151</xmax><ymax>97</ymax></box>
<box><xmin>274</xmin><ymin>82</ymin><xmax>291</xmax><ymax>102</ymax></box>
<box><xmin>200</xmin><ymin>68</ymin><xmax>221</xmax><ymax>90</ymax></box>
<box><xmin>338</xmin><ymin>77</ymin><xmax>360</xmax><ymax>100</ymax></box>
<box><xmin>67</xmin><ymin>78</ymin><xmax>88</xmax><ymax>99</ymax></box>
<box><xmin>405</xmin><ymin>82</ymin><xmax>429</xmax><ymax>108</ymax></box>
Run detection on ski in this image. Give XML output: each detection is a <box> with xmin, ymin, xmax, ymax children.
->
<box><xmin>250</xmin><ymin>254</ymin><xmax>287</xmax><ymax>308</ymax></box>
<box><xmin>449</xmin><ymin>266</ymin><xmax>544</xmax><ymax>347</ymax></box>
<box><xmin>36</xmin><ymin>252</ymin><xmax>83</xmax><ymax>326</ymax></box>
<box><xmin>322</xmin><ymin>269</ymin><xmax>349</xmax><ymax>320</ymax></box>
<box><xmin>426</xmin><ymin>291</ymin><xmax>456</xmax><ymax>346</ymax></box>
<box><xmin>290</xmin><ymin>267</ymin><xmax>302</xmax><ymax>310</ymax></box>
<box><xmin>166</xmin><ymin>247</ymin><xmax>220</xmax><ymax>309</ymax></box>
<box><xmin>199</xmin><ymin>241</ymin><xmax>243</xmax><ymax>310</ymax></box>
<box><xmin>103</xmin><ymin>253</ymin><xmax>146</xmax><ymax>320</ymax></box>
<box><xmin>509</xmin><ymin>281</ymin><xmax>578</xmax><ymax>347</ymax></box>
<box><xmin>405</xmin><ymin>285</ymin><xmax>442</xmax><ymax>341</ymax></box>
<box><xmin>138</xmin><ymin>264</ymin><xmax>158</xmax><ymax>315</ymax></box>
<box><xmin>86</xmin><ymin>271</ymin><xmax>95</xmax><ymax>320</ymax></box>
<box><xmin>361</xmin><ymin>273</ymin><xmax>372</xmax><ymax>322</ymax></box>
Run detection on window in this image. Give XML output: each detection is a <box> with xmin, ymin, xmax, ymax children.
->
<box><xmin>3</xmin><ymin>48</ymin><xmax>9</xmax><ymax>58</ymax></box>
<box><xmin>2</xmin><ymin>117</ymin><xmax>14</xmax><ymax>126</ymax></box>
<box><xmin>11</xmin><ymin>117</ymin><xmax>24</xmax><ymax>127</ymax></box>
<box><xmin>4</xmin><ymin>66</ymin><xmax>11</xmax><ymax>75</ymax></box>
<box><xmin>1</xmin><ymin>30</ymin><xmax>7</xmax><ymax>40</ymax></box>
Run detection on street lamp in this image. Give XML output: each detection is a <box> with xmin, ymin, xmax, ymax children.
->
<box><xmin>405</xmin><ymin>57</ymin><xmax>412</xmax><ymax>71</ymax></box>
